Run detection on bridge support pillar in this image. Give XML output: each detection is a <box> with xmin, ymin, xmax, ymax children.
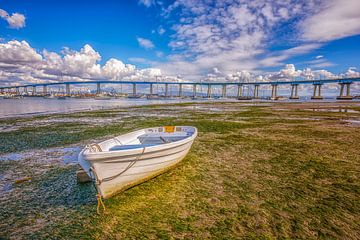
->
<box><xmin>165</xmin><ymin>83</ymin><xmax>169</xmax><ymax>97</ymax></box>
<box><xmin>337</xmin><ymin>83</ymin><xmax>352</xmax><ymax>100</ymax></box>
<box><xmin>16</xmin><ymin>87</ymin><xmax>20</xmax><ymax>95</ymax></box>
<box><xmin>179</xmin><ymin>84</ymin><xmax>182</xmax><ymax>97</ymax></box>
<box><xmin>66</xmin><ymin>84</ymin><xmax>70</xmax><ymax>96</ymax></box>
<box><xmin>96</xmin><ymin>83</ymin><xmax>101</xmax><ymax>94</ymax></box>
<box><xmin>207</xmin><ymin>84</ymin><xmax>211</xmax><ymax>98</ymax></box>
<box><xmin>32</xmin><ymin>86</ymin><xmax>36</xmax><ymax>96</ymax></box>
<box><xmin>222</xmin><ymin>85</ymin><xmax>226</xmax><ymax>98</ymax></box>
<box><xmin>237</xmin><ymin>84</ymin><xmax>243</xmax><ymax>98</ymax></box>
<box><xmin>290</xmin><ymin>84</ymin><xmax>299</xmax><ymax>99</ymax></box>
<box><xmin>150</xmin><ymin>83</ymin><xmax>153</xmax><ymax>95</ymax></box>
<box><xmin>24</xmin><ymin>87</ymin><xmax>28</xmax><ymax>94</ymax></box>
<box><xmin>311</xmin><ymin>84</ymin><xmax>323</xmax><ymax>100</ymax></box>
<box><xmin>271</xmin><ymin>84</ymin><xmax>278</xmax><ymax>100</ymax></box>
<box><xmin>193</xmin><ymin>84</ymin><xmax>197</xmax><ymax>98</ymax></box>
<box><xmin>253</xmin><ymin>85</ymin><xmax>259</xmax><ymax>99</ymax></box>
<box><xmin>132</xmin><ymin>83</ymin><xmax>136</xmax><ymax>96</ymax></box>
<box><xmin>42</xmin><ymin>85</ymin><xmax>47</xmax><ymax>95</ymax></box>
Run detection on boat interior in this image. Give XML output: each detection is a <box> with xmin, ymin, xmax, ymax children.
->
<box><xmin>89</xmin><ymin>126</ymin><xmax>196</xmax><ymax>152</ymax></box>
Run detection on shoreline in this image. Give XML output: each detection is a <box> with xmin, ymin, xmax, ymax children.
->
<box><xmin>1</xmin><ymin>96</ymin><xmax>359</xmax><ymax>120</ymax></box>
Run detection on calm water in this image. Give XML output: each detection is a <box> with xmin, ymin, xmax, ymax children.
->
<box><xmin>0</xmin><ymin>97</ymin><xmax>202</xmax><ymax>118</ymax></box>
<box><xmin>1</xmin><ymin>96</ymin><xmax>358</xmax><ymax>119</ymax></box>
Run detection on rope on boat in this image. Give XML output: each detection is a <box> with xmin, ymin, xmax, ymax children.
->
<box><xmin>96</xmin><ymin>193</ymin><xmax>106</xmax><ymax>214</ymax></box>
<box><xmin>87</xmin><ymin>143</ymin><xmax>103</xmax><ymax>152</ymax></box>
<box><xmin>100</xmin><ymin>146</ymin><xmax>146</xmax><ymax>183</ymax></box>
<box><xmin>89</xmin><ymin>146</ymin><xmax>147</xmax><ymax>214</ymax></box>
<box><xmin>89</xmin><ymin>167</ymin><xmax>106</xmax><ymax>214</ymax></box>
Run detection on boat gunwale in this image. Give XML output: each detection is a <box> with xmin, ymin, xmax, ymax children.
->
<box><xmin>86</xmin><ymin>140</ymin><xmax>193</xmax><ymax>163</ymax></box>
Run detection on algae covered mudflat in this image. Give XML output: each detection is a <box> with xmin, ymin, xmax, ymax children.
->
<box><xmin>1</xmin><ymin>101</ymin><xmax>360</xmax><ymax>239</ymax></box>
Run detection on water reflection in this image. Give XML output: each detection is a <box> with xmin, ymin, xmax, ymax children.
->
<box><xmin>0</xmin><ymin>97</ymin><xmax>200</xmax><ymax>118</ymax></box>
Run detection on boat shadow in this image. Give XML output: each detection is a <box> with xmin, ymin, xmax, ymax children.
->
<box><xmin>6</xmin><ymin>166</ymin><xmax>98</xmax><ymax>212</ymax></box>
<box><xmin>35</xmin><ymin>166</ymin><xmax>97</xmax><ymax>208</ymax></box>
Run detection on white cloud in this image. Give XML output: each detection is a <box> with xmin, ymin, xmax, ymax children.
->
<box><xmin>301</xmin><ymin>0</ymin><xmax>360</xmax><ymax>42</ymax></box>
<box><xmin>345</xmin><ymin>67</ymin><xmax>360</xmax><ymax>78</ymax></box>
<box><xmin>305</xmin><ymin>57</ymin><xmax>335</xmax><ymax>69</ymax></box>
<box><xmin>312</xmin><ymin>69</ymin><xmax>336</xmax><ymax>79</ymax></box>
<box><xmin>155</xmin><ymin>51</ymin><xmax>164</xmax><ymax>58</ymax></box>
<box><xmin>139</xmin><ymin>68</ymin><xmax>161</xmax><ymax>77</ymax></box>
<box><xmin>311</xmin><ymin>60</ymin><xmax>335</xmax><ymax>68</ymax></box>
<box><xmin>62</xmin><ymin>44</ymin><xmax>102</xmax><ymax>78</ymax></box>
<box><xmin>102</xmin><ymin>58</ymin><xmax>136</xmax><ymax>80</ymax></box>
<box><xmin>158</xmin><ymin>26</ymin><xmax>165</xmax><ymax>35</ymax></box>
<box><xmin>0</xmin><ymin>40</ymin><xmax>42</xmax><ymax>64</ymax></box>
<box><xmin>214</xmin><ymin>64</ymin><xmax>347</xmax><ymax>84</ymax></box>
<box><xmin>138</xmin><ymin>0</ymin><xmax>155</xmax><ymax>8</ymax></box>
<box><xmin>0</xmin><ymin>40</ymin><xmax>357</xmax><ymax>87</ymax></box>
<box><xmin>0</xmin><ymin>40</ymin><xmax>163</xmax><ymax>85</ymax></box>
<box><xmin>155</xmin><ymin>1</ymin><xmax>360</xmax><ymax>80</ymax></box>
<box><xmin>0</xmin><ymin>9</ymin><xmax>25</xmax><ymax>29</ymax></box>
<box><xmin>137</xmin><ymin>37</ymin><xmax>155</xmax><ymax>49</ymax></box>
<box><xmin>157</xmin><ymin>1</ymin><xmax>331</xmax><ymax>79</ymax></box>
<box><xmin>260</xmin><ymin>43</ymin><xmax>324</xmax><ymax>67</ymax></box>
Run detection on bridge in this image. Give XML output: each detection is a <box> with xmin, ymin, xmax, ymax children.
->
<box><xmin>1</xmin><ymin>77</ymin><xmax>360</xmax><ymax>100</ymax></box>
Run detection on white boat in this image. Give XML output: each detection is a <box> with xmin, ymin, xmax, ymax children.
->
<box><xmin>78</xmin><ymin>126</ymin><xmax>197</xmax><ymax>198</ymax></box>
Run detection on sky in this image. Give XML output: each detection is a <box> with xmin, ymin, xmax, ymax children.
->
<box><xmin>0</xmin><ymin>0</ymin><xmax>360</xmax><ymax>86</ymax></box>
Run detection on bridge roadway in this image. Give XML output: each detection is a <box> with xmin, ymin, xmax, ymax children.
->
<box><xmin>0</xmin><ymin>77</ymin><xmax>359</xmax><ymax>100</ymax></box>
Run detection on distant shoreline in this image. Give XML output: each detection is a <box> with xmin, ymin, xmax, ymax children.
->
<box><xmin>2</xmin><ymin>96</ymin><xmax>359</xmax><ymax>120</ymax></box>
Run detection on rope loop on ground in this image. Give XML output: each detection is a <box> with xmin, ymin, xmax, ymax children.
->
<box><xmin>96</xmin><ymin>193</ymin><xmax>106</xmax><ymax>214</ymax></box>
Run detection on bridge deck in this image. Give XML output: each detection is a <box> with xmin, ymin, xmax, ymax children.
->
<box><xmin>1</xmin><ymin>77</ymin><xmax>359</xmax><ymax>89</ymax></box>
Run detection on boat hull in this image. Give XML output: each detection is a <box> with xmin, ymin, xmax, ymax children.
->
<box><xmin>78</xmin><ymin>126</ymin><xmax>197</xmax><ymax>198</ymax></box>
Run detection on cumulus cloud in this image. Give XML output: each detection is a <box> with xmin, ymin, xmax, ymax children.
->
<box><xmin>207</xmin><ymin>64</ymin><xmax>356</xmax><ymax>84</ymax></box>
<box><xmin>301</xmin><ymin>0</ymin><xmax>360</xmax><ymax>42</ymax></box>
<box><xmin>102</xmin><ymin>58</ymin><xmax>136</xmax><ymax>79</ymax></box>
<box><xmin>0</xmin><ymin>40</ymin><xmax>163</xmax><ymax>86</ymax></box>
<box><xmin>345</xmin><ymin>67</ymin><xmax>360</xmax><ymax>78</ymax></box>
<box><xmin>0</xmin><ymin>40</ymin><xmax>358</xmax><ymax>88</ymax></box>
<box><xmin>62</xmin><ymin>44</ymin><xmax>102</xmax><ymax>78</ymax></box>
<box><xmin>137</xmin><ymin>37</ymin><xmax>155</xmax><ymax>49</ymax></box>
<box><xmin>268</xmin><ymin>64</ymin><xmax>301</xmax><ymax>81</ymax></box>
<box><xmin>0</xmin><ymin>40</ymin><xmax>42</xmax><ymax>64</ymax></box>
<box><xmin>0</xmin><ymin>9</ymin><xmax>26</xmax><ymax>29</ymax></box>
<box><xmin>265</xmin><ymin>64</ymin><xmax>345</xmax><ymax>82</ymax></box>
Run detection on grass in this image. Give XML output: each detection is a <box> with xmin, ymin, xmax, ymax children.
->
<box><xmin>0</xmin><ymin>101</ymin><xmax>359</xmax><ymax>239</ymax></box>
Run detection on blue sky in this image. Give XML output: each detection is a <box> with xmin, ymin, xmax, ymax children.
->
<box><xmin>0</xmin><ymin>0</ymin><xmax>359</xmax><ymax>85</ymax></box>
